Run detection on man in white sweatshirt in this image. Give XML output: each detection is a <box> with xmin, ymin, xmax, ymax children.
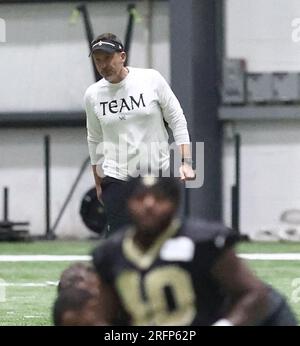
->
<box><xmin>84</xmin><ymin>33</ymin><xmax>195</xmax><ymax>236</ymax></box>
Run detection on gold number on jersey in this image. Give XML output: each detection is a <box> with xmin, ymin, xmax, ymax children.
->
<box><xmin>116</xmin><ymin>265</ymin><xmax>196</xmax><ymax>325</ymax></box>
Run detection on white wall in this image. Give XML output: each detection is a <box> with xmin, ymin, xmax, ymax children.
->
<box><xmin>224</xmin><ymin>0</ymin><xmax>300</xmax><ymax>236</ymax></box>
<box><xmin>226</xmin><ymin>0</ymin><xmax>300</xmax><ymax>71</ymax></box>
<box><xmin>0</xmin><ymin>1</ymin><xmax>170</xmax><ymax>238</ymax></box>
<box><xmin>0</xmin><ymin>1</ymin><xmax>170</xmax><ymax>113</ymax></box>
<box><xmin>223</xmin><ymin>121</ymin><xmax>300</xmax><ymax>237</ymax></box>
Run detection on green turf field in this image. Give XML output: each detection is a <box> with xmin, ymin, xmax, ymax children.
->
<box><xmin>0</xmin><ymin>240</ymin><xmax>299</xmax><ymax>326</ymax></box>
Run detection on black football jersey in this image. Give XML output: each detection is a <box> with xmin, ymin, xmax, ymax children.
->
<box><xmin>92</xmin><ymin>218</ymin><xmax>239</xmax><ymax>326</ymax></box>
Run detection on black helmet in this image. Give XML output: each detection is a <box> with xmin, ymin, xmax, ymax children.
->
<box><xmin>126</xmin><ymin>174</ymin><xmax>181</xmax><ymax>207</ymax></box>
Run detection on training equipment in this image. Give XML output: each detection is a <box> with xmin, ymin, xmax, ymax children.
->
<box><xmin>246</xmin><ymin>73</ymin><xmax>273</xmax><ymax>103</ymax></box>
<box><xmin>250</xmin><ymin>228</ymin><xmax>280</xmax><ymax>242</ymax></box>
<box><xmin>80</xmin><ymin>188</ymin><xmax>107</xmax><ymax>235</ymax></box>
<box><xmin>0</xmin><ymin>187</ymin><xmax>30</xmax><ymax>241</ymax></box>
<box><xmin>272</xmin><ymin>73</ymin><xmax>300</xmax><ymax>103</ymax></box>
<box><xmin>222</xmin><ymin>59</ymin><xmax>246</xmax><ymax>104</ymax></box>
<box><xmin>280</xmin><ymin>209</ymin><xmax>300</xmax><ymax>225</ymax></box>
<box><xmin>278</xmin><ymin>227</ymin><xmax>300</xmax><ymax>242</ymax></box>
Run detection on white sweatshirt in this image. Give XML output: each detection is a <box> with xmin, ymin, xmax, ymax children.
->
<box><xmin>84</xmin><ymin>67</ymin><xmax>190</xmax><ymax>181</ymax></box>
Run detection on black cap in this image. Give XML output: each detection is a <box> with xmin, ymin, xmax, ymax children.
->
<box><xmin>89</xmin><ymin>39</ymin><xmax>124</xmax><ymax>56</ymax></box>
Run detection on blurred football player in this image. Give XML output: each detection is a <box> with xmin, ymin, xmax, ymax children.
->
<box><xmin>57</xmin><ymin>262</ymin><xmax>100</xmax><ymax>297</ymax></box>
<box><xmin>53</xmin><ymin>262</ymin><xmax>126</xmax><ymax>326</ymax></box>
<box><xmin>53</xmin><ymin>263</ymin><xmax>103</xmax><ymax>326</ymax></box>
<box><xmin>53</xmin><ymin>287</ymin><xmax>103</xmax><ymax>326</ymax></box>
<box><xmin>91</xmin><ymin>175</ymin><xmax>298</xmax><ymax>326</ymax></box>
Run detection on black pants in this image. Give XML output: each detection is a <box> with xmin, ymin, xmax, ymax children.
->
<box><xmin>101</xmin><ymin>176</ymin><xmax>131</xmax><ymax>237</ymax></box>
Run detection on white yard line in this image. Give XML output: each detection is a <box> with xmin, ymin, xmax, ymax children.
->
<box><xmin>0</xmin><ymin>255</ymin><xmax>91</xmax><ymax>262</ymax></box>
<box><xmin>0</xmin><ymin>253</ymin><xmax>300</xmax><ymax>262</ymax></box>
<box><xmin>239</xmin><ymin>253</ymin><xmax>300</xmax><ymax>260</ymax></box>
<box><xmin>0</xmin><ymin>282</ymin><xmax>58</xmax><ymax>287</ymax></box>
<box><xmin>0</xmin><ymin>254</ymin><xmax>299</xmax><ymax>289</ymax></box>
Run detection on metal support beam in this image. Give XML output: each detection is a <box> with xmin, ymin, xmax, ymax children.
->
<box><xmin>170</xmin><ymin>0</ymin><xmax>222</xmax><ymax>221</ymax></box>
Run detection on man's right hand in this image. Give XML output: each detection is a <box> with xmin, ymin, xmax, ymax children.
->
<box><xmin>96</xmin><ymin>185</ymin><xmax>103</xmax><ymax>203</ymax></box>
<box><xmin>92</xmin><ymin>165</ymin><xmax>104</xmax><ymax>204</ymax></box>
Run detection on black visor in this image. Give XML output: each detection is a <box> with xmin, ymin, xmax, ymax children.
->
<box><xmin>89</xmin><ymin>40</ymin><xmax>124</xmax><ymax>56</ymax></box>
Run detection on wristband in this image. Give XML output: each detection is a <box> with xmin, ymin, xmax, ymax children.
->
<box><xmin>181</xmin><ymin>157</ymin><xmax>193</xmax><ymax>165</ymax></box>
<box><xmin>212</xmin><ymin>318</ymin><xmax>234</xmax><ymax>326</ymax></box>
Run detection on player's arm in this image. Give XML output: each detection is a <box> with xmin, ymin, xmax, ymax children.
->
<box><xmin>211</xmin><ymin>248</ymin><xmax>269</xmax><ymax>326</ymax></box>
<box><xmin>84</xmin><ymin>90</ymin><xmax>104</xmax><ymax>200</ymax></box>
<box><xmin>154</xmin><ymin>70</ymin><xmax>195</xmax><ymax>180</ymax></box>
<box><xmin>92</xmin><ymin>245</ymin><xmax>126</xmax><ymax>325</ymax></box>
<box><xmin>97</xmin><ymin>277</ymin><xmax>121</xmax><ymax>325</ymax></box>
<box><xmin>92</xmin><ymin>165</ymin><xmax>102</xmax><ymax>201</ymax></box>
